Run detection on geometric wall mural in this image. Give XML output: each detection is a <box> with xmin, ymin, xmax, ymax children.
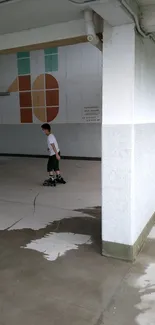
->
<box><xmin>8</xmin><ymin>48</ymin><xmax>59</xmax><ymax>123</ymax></box>
<box><xmin>0</xmin><ymin>43</ymin><xmax>103</xmax><ymax>125</ymax></box>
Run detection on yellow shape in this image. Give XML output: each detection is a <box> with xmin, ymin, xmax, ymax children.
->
<box><xmin>33</xmin><ymin>107</ymin><xmax>46</xmax><ymax>122</ymax></box>
<box><xmin>8</xmin><ymin>77</ymin><xmax>18</xmax><ymax>92</ymax></box>
<box><xmin>32</xmin><ymin>90</ymin><xmax>45</xmax><ymax>107</ymax></box>
<box><xmin>32</xmin><ymin>75</ymin><xmax>44</xmax><ymax>90</ymax></box>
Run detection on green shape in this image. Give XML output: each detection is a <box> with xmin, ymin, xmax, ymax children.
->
<box><xmin>45</xmin><ymin>55</ymin><xmax>58</xmax><ymax>72</ymax></box>
<box><xmin>17</xmin><ymin>52</ymin><xmax>30</xmax><ymax>59</ymax></box>
<box><xmin>44</xmin><ymin>47</ymin><xmax>58</xmax><ymax>55</ymax></box>
<box><xmin>18</xmin><ymin>58</ymin><xmax>30</xmax><ymax>75</ymax></box>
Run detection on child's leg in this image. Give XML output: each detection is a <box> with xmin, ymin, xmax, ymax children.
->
<box><xmin>56</xmin><ymin>171</ymin><xmax>66</xmax><ymax>184</ymax></box>
<box><xmin>47</xmin><ymin>158</ymin><xmax>54</xmax><ymax>179</ymax></box>
<box><xmin>49</xmin><ymin>171</ymin><xmax>56</xmax><ymax>186</ymax></box>
<box><xmin>49</xmin><ymin>170</ymin><xmax>55</xmax><ymax>180</ymax></box>
<box><xmin>54</xmin><ymin>154</ymin><xmax>66</xmax><ymax>184</ymax></box>
<box><xmin>43</xmin><ymin>157</ymin><xmax>56</xmax><ymax>186</ymax></box>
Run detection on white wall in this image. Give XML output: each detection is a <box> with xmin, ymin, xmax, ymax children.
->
<box><xmin>133</xmin><ymin>35</ymin><xmax>155</xmax><ymax>241</ymax></box>
<box><xmin>0</xmin><ymin>43</ymin><xmax>102</xmax><ymax>157</ymax></box>
<box><xmin>134</xmin><ymin>36</ymin><xmax>155</xmax><ymax>124</ymax></box>
<box><xmin>102</xmin><ymin>23</ymin><xmax>155</xmax><ymax>248</ymax></box>
<box><xmin>0</xmin><ymin>124</ymin><xmax>101</xmax><ymax>157</ymax></box>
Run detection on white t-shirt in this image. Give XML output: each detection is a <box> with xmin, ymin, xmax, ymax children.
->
<box><xmin>47</xmin><ymin>134</ymin><xmax>59</xmax><ymax>156</ymax></box>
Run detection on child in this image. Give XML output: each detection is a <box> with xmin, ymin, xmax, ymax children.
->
<box><xmin>41</xmin><ymin>123</ymin><xmax>66</xmax><ymax>186</ymax></box>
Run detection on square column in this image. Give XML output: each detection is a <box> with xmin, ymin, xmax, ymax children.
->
<box><xmin>102</xmin><ymin>23</ymin><xmax>155</xmax><ymax>261</ymax></box>
<box><xmin>102</xmin><ymin>23</ymin><xmax>135</xmax><ymax>260</ymax></box>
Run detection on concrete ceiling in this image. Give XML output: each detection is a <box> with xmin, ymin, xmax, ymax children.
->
<box><xmin>0</xmin><ymin>0</ymin><xmax>83</xmax><ymax>35</ymax></box>
<box><xmin>0</xmin><ymin>0</ymin><xmax>155</xmax><ymax>36</ymax></box>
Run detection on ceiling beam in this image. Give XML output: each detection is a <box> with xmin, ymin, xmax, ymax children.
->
<box><xmin>0</xmin><ymin>36</ymin><xmax>88</xmax><ymax>54</ymax></box>
<box><xmin>0</xmin><ymin>19</ymin><xmax>86</xmax><ymax>52</ymax></box>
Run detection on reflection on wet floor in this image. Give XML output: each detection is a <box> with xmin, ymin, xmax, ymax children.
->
<box><xmin>0</xmin><ymin>206</ymin><xmax>101</xmax><ymax>256</ymax></box>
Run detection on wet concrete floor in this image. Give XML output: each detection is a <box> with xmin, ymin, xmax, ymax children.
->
<box><xmin>0</xmin><ymin>158</ymin><xmax>154</xmax><ymax>325</ymax></box>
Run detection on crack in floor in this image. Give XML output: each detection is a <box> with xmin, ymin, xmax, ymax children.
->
<box><xmin>33</xmin><ymin>192</ymin><xmax>40</xmax><ymax>216</ymax></box>
<box><xmin>0</xmin><ymin>218</ymin><xmax>23</xmax><ymax>237</ymax></box>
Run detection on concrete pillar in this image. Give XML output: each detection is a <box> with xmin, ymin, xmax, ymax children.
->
<box><xmin>101</xmin><ymin>23</ymin><xmax>140</xmax><ymax>261</ymax></box>
<box><xmin>102</xmin><ymin>22</ymin><xmax>155</xmax><ymax>261</ymax></box>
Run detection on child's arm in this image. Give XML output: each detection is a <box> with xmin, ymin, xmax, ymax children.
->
<box><xmin>51</xmin><ymin>143</ymin><xmax>60</xmax><ymax>160</ymax></box>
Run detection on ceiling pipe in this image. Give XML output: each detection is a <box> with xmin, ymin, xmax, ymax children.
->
<box><xmin>0</xmin><ymin>0</ymin><xmax>22</xmax><ymax>5</ymax></box>
<box><xmin>120</xmin><ymin>0</ymin><xmax>155</xmax><ymax>43</ymax></box>
<box><xmin>0</xmin><ymin>0</ymin><xmax>14</xmax><ymax>3</ymax></box>
<box><xmin>120</xmin><ymin>0</ymin><xmax>146</xmax><ymax>37</ymax></box>
<box><xmin>84</xmin><ymin>9</ymin><xmax>102</xmax><ymax>51</ymax></box>
<box><xmin>68</xmin><ymin>0</ymin><xmax>100</xmax><ymax>5</ymax></box>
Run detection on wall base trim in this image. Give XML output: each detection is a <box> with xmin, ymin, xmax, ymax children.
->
<box><xmin>0</xmin><ymin>153</ymin><xmax>101</xmax><ymax>161</ymax></box>
<box><xmin>102</xmin><ymin>212</ymin><xmax>155</xmax><ymax>261</ymax></box>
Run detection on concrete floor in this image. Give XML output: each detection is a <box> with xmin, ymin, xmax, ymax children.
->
<box><xmin>0</xmin><ymin>157</ymin><xmax>155</xmax><ymax>325</ymax></box>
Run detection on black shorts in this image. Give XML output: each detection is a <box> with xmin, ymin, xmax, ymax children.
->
<box><xmin>47</xmin><ymin>152</ymin><xmax>60</xmax><ymax>172</ymax></box>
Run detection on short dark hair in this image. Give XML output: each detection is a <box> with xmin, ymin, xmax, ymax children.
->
<box><xmin>41</xmin><ymin>123</ymin><xmax>51</xmax><ymax>132</ymax></box>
